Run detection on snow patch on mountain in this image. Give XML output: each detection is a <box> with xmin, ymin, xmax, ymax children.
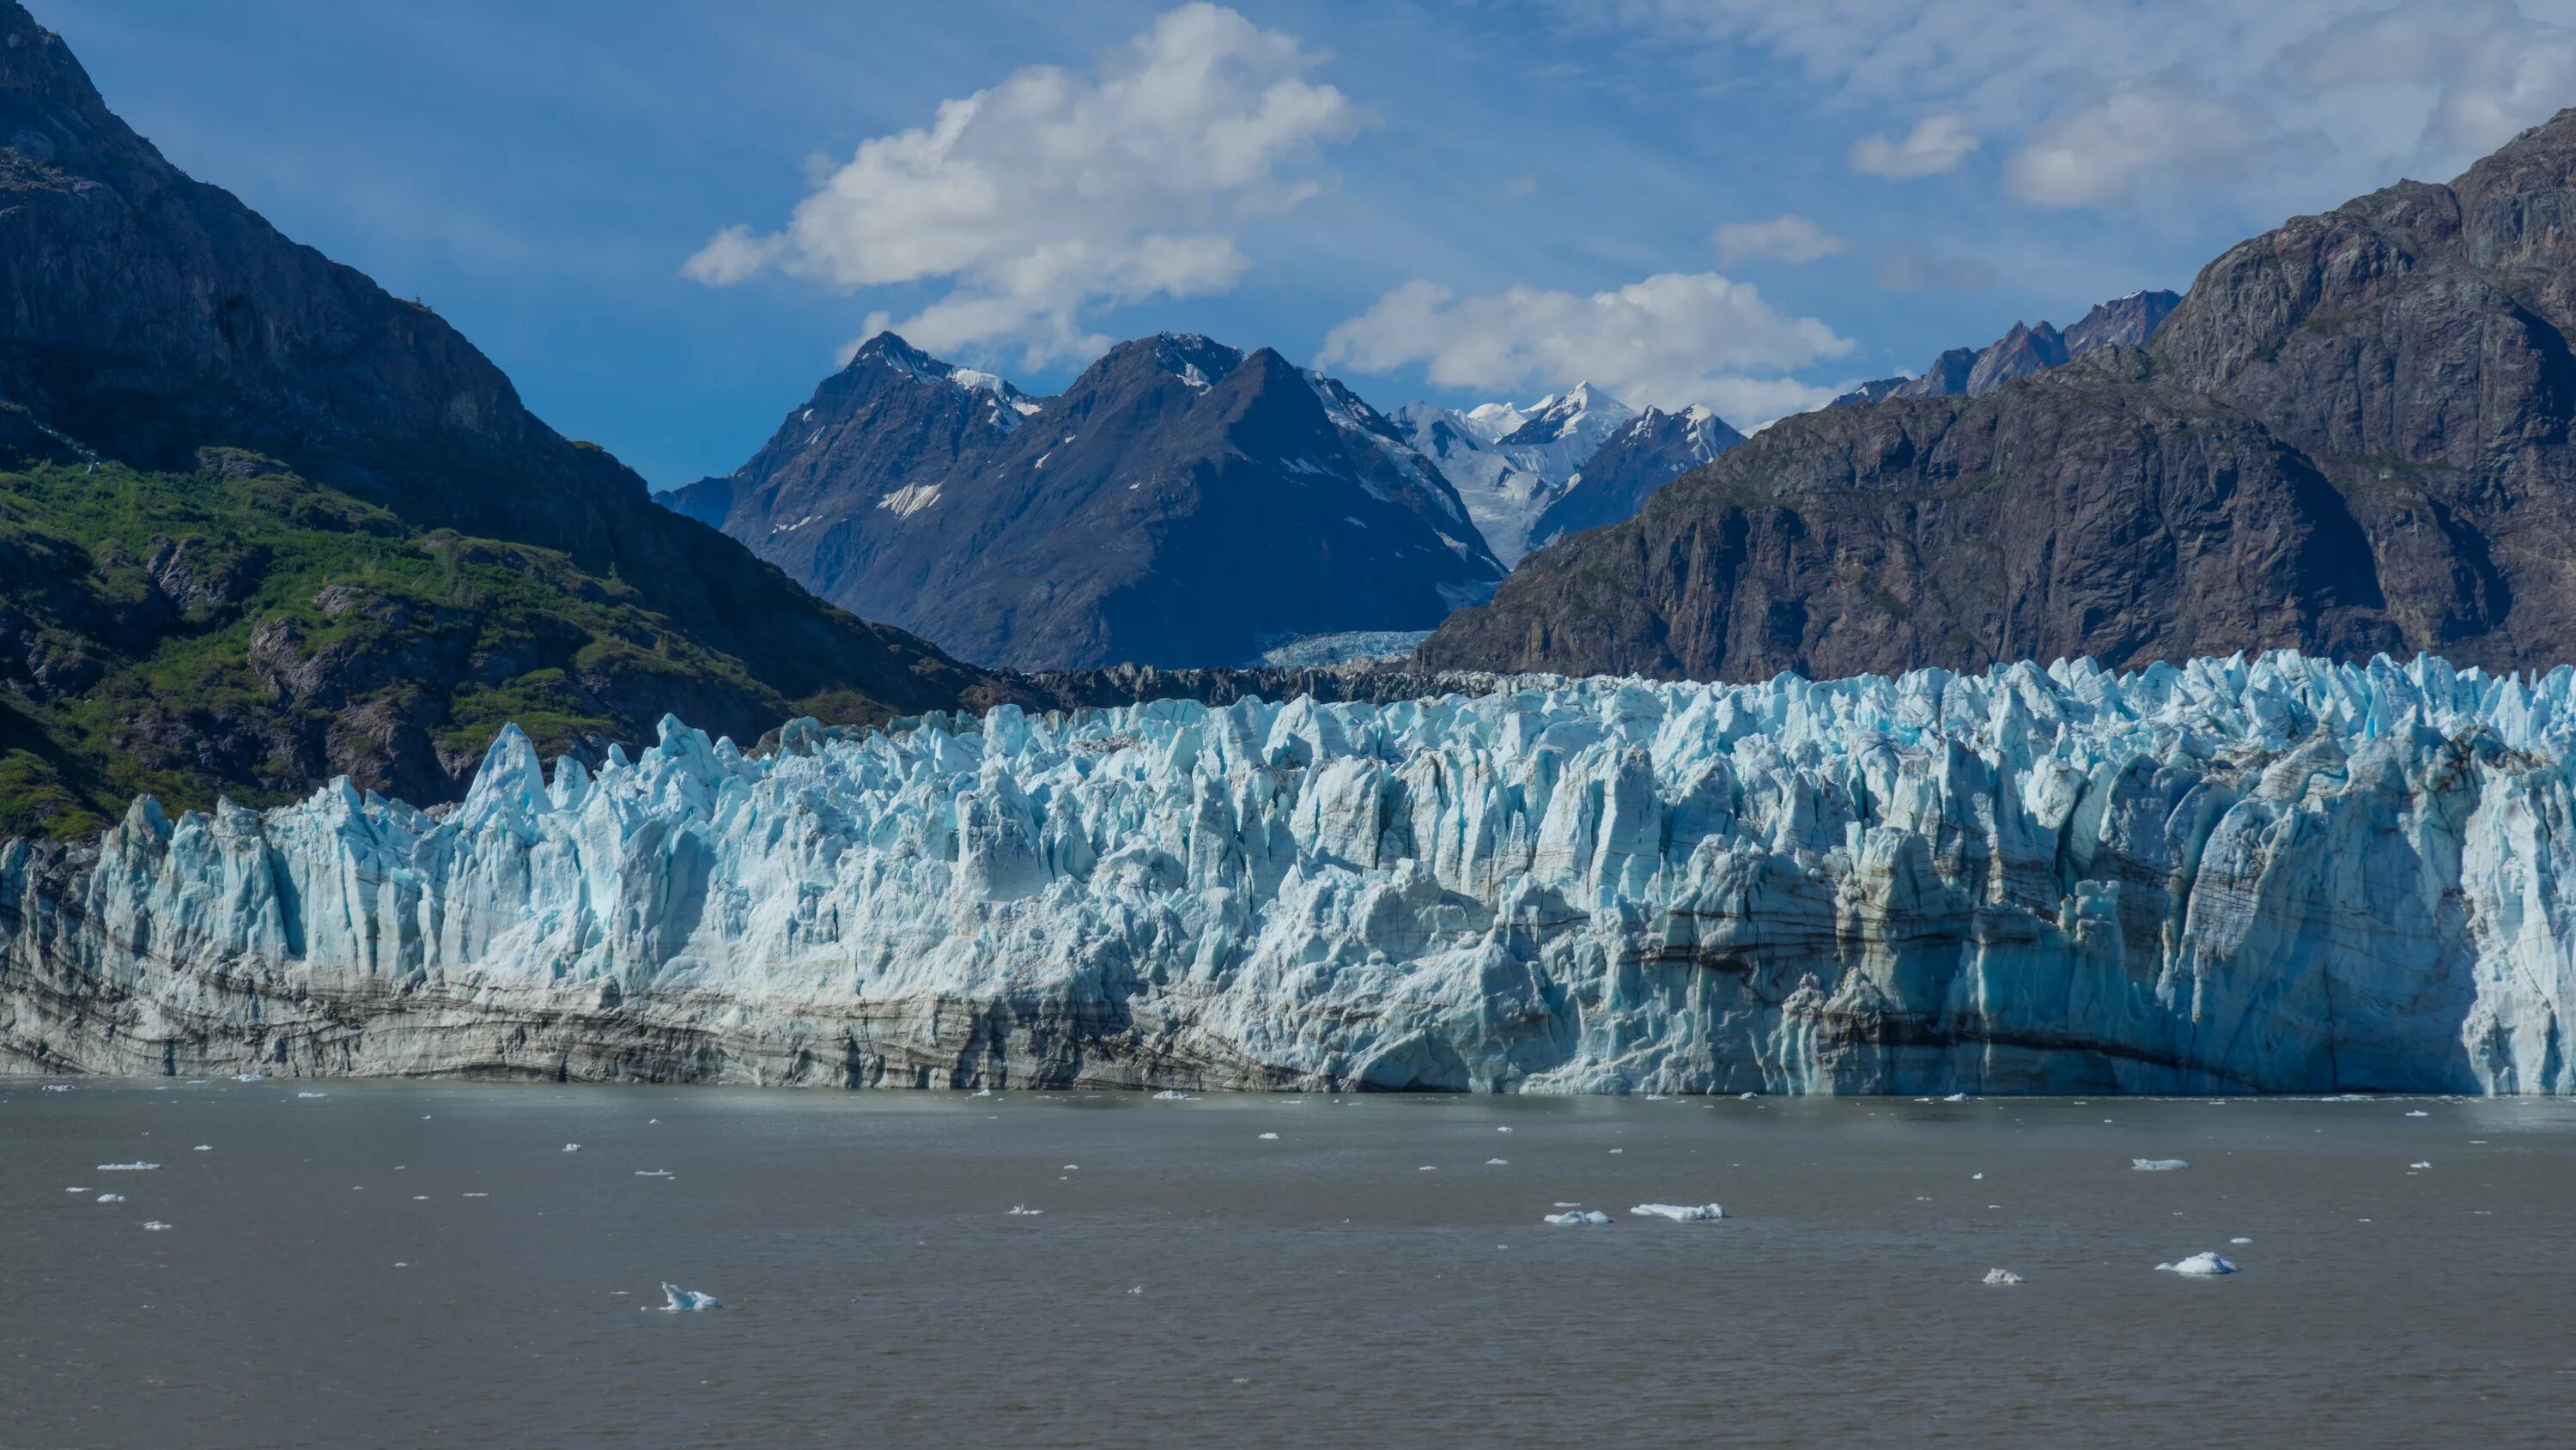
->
<box><xmin>1394</xmin><ymin>385</ymin><xmax>1639</xmax><ymax>565</ymax></box>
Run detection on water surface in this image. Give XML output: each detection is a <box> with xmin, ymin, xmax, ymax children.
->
<box><xmin>7</xmin><ymin>1082</ymin><xmax>2573</xmax><ymax>1447</ymax></box>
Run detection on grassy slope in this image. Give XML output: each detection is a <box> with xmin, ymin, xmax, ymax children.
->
<box><xmin>0</xmin><ymin>453</ymin><xmax>892</xmax><ymax>837</ymax></box>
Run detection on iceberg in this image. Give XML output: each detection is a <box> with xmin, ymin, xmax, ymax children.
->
<box><xmin>12</xmin><ymin>651</ymin><xmax>2576</xmax><ymax>1095</ymax></box>
<box><xmin>1544</xmin><ymin>1210</ymin><xmax>1613</xmax><ymax>1225</ymax></box>
<box><xmin>2156</xmin><ymin>1253</ymin><xmax>2239</xmax><ymax>1276</ymax></box>
<box><xmin>654</xmin><ymin>1283</ymin><xmax>721</xmax><ymax>1312</ymax></box>
<box><xmin>1982</xmin><ymin>1268</ymin><xmax>2023</xmax><ymax>1285</ymax></box>
<box><xmin>1630</xmin><ymin>1202</ymin><xmax>1725</xmax><ymax>1221</ymax></box>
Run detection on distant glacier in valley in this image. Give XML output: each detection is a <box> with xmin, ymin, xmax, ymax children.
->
<box><xmin>8</xmin><ymin>650</ymin><xmax>2576</xmax><ymax>1095</ymax></box>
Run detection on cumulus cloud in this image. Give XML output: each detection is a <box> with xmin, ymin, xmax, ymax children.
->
<box><xmin>1849</xmin><ymin>113</ymin><xmax>1978</xmax><ymax>179</ymax></box>
<box><xmin>1544</xmin><ymin>0</ymin><xmax>2576</xmax><ymax>219</ymax></box>
<box><xmin>1711</xmin><ymin>213</ymin><xmax>1846</xmax><ymax>264</ymax></box>
<box><xmin>1873</xmin><ymin>246</ymin><xmax>1996</xmax><ymax>291</ymax></box>
<box><xmin>1316</xmin><ymin>272</ymin><xmax>1852</xmax><ymax>424</ymax></box>
<box><xmin>683</xmin><ymin>3</ymin><xmax>1363</xmax><ymax>363</ymax></box>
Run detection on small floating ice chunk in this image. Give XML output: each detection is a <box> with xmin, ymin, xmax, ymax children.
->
<box><xmin>562</xmin><ymin>1144</ymin><xmax>581</xmax><ymax>1152</ymax></box>
<box><xmin>1983</xmin><ymin>1268</ymin><xmax>2023</xmax><ymax>1285</ymax></box>
<box><xmin>1485</xmin><ymin>1158</ymin><xmax>1510</xmax><ymax>1165</ymax></box>
<box><xmin>2155</xmin><ymin>1253</ymin><xmax>2238</xmax><ymax>1276</ymax></box>
<box><xmin>1257</xmin><ymin>1132</ymin><xmax>1279</xmax><ymax>1140</ymax></box>
<box><xmin>96</xmin><ymin>1193</ymin><xmax>124</xmax><ymax>1204</ymax></box>
<box><xmin>2409</xmin><ymin>1161</ymin><xmax>2432</xmax><ymax>1168</ymax></box>
<box><xmin>191</xmin><ymin>1145</ymin><xmax>211</xmax><ymax>1152</ymax></box>
<box><xmin>1496</xmin><ymin>1126</ymin><xmax>1513</xmax><ymax>1133</ymax></box>
<box><xmin>1062</xmin><ymin>1165</ymin><xmax>1078</xmax><ymax>1171</ymax></box>
<box><xmin>95</xmin><ymin>1162</ymin><xmax>158</xmax><ymax>1172</ymax></box>
<box><xmin>1544</xmin><ymin>1210</ymin><xmax>1613</xmax><ymax>1225</ymax></box>
<box><xmin>463</xmin><ymin>1192</ymin><xmax>489</xmax><ymax>1198</ymax></box>
<box><xmin>1608</xmin><ymin>1149</ymin><xmax>1624</xmax><ymax>1155</ymax></box>
<box><xmin>1151</xmin><ymin>1090</ymin><xmax>1196</xmax><ymax>1101</ymax></box>
<box><xmin>635</xmin><ymin>1169</ymin><xmax>673</xmax><ymax>1178</ymax></box>
<box><xmin>1971</xmin><ymin>1172</ymin><xmax>1985</xmax><ymax>1180</ymax></box>
<box><xmin>64</xmin><ymin>1186</ymin><xmax>88</xmax><ymax>1193</ymax></box>
<box><xmin>2229</xmin><ymin>1237</ymin><xmax>2253</xmax><ymax>1244</ymax></box>
<box><xmin>1943</xmin><ymin>1093</ymin><xmax>1971</xmax><ymax>1102</ymax></box>
<box><xmin>39</xmin><ymin>1083</ymin><xmax>70</xmax><ymax>1093</ymax></box>
<box><xmin>1738</xmin><ymin>1092</ymin><xmax>1759</xmax><ymax>1100</ymax></box>
<box><xmin>2405</xmin><ymin>1109</ymin><xmax>2428</xmax><ymax>1117</ymax></box>
<box><xmin>1007</xmin><ymin>1204</ymin><xmax>1044</xmax><ymax>1216</ymax></box>
<box><xmin>142</xmin><ymin>1221</ymin><xmax>172</xmax><ymax>1231</ymax></box>
<box><xmin>970</xmin><ymin>1088</ymin><xmax>994</xmax><ymax>1098</ymax></box>
<box><xmin>1630</xmin><ymin>1203</ymin><xmax>1724</xmax><ymax>1222</ymax></box>
<box><xmin>654</xmin><ymin>1283</ymin><xmax>721</xmax><ymax>1312</ymax></box>
<box><xmin>295</xmin><ymin>1092</ymin><xmax>327</xmax><ymax>1099</ymax></box>
<box><xmin>233</xmin><ymin>1073</ymin><xmax>261</xmax><ymax>1083</ymax></box>
<box><xmin>2132</xmin><ymin>1159</ymin><xmax>2190</xmax><ymax>1172</ymax></box>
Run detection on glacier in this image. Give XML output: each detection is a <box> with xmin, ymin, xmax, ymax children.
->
<box><xmin>5</xmin><ymin>650</ymin><xmax>2576</xmax><ymax>1095</ymax></box>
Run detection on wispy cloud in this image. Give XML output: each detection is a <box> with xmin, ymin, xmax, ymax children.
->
<box><xmin>1541</xmin><ymin>0</ymin><xmax>2576</xmax><ymax>218</ymax></box>
<box><xmin>1849</xmin><ymin>114</ymin><xmax>1978</xmax><ymax>179</ymax></box>
<box><xmin>1874</xmin><ymin>246</ymin><xmax>1996</xmax><ymax>291</ymax></box>
<box><xmin>1711</xmin><ymin>213</ymin><xmax>1846</xmax><ymax>264</ymax></box>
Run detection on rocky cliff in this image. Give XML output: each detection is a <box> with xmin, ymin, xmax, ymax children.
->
<box><xmin>1423</xmin><ymin>118</ymin><xmax>2576</xmax><ymax>682</ymax></box>
<box><xmin>6</xmin><ymin>651</ymin><xmax>2569</xmax><ymax>1095</ymax></box>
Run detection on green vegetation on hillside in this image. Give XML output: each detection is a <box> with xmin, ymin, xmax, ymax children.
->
<box><xmin>0</xmin><ymin>454</ymin><xmax>884</xmax><ymax>838</ymax></box>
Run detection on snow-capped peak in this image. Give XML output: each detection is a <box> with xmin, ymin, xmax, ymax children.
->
<box><xmin>851</xmin><ymin>332</ymin><xmax>1036</xmax><ymax>424</ymax></box>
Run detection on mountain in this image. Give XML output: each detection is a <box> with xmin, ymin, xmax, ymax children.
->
<box><xmin>1388</xmin><ymin>402</ymin><xmax>1554</xmax><ymax>565</ymax></box>
<box><xmin>0</xmin><ymin>4</ymin><xmax>1007</xmax><ymax>833</ymax></box>
<box><xmin>1835</xmin><ymin>290</ymin><xmax>2183</xmax><ymax>405</ymax></box>
<box><xmin>1527</xmin><ymin>404</ymin><xmax>1745</xmax><ymax>547</ymax></box>
<box><xmin>2065</xmin><ymin>289</ymin><xmax>2182</xmax><ymax>352</ymax></box>
<box><xmin>1392</xmin><ymin>383</ymin><xmax>1638</xmax><ymax>563</ymax></box>
<box><xmin>673</xmin><ymin>332</ymin><xmax>1503</xmax><ymax>670</ymax></box>
<box><xmin>1419</xmin><ymin>114</ymin><xmax>2576</xmax><ymax>681</ymax></box>
<box><xmin>18</xmin><ymin>654</ymin><xmax>2573</xmax><ymax>1095</ymax></box>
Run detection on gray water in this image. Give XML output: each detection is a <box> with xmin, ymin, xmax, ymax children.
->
<box><xmin>7</xmin><ymin>1082</ymin><xmax>2576</xmax><ymax>1448</ymax></box>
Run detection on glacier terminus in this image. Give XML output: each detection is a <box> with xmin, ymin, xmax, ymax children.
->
<box><xmin>6</xmin><ymin>651</ymin><xmax>2575</xmax><ymax>1095</ymax></box>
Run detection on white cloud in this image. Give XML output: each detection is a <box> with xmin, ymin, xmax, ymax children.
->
<box><xmin>1711</xmin><ymin>213</ymin><xmax>1846</xmax><ymax>264</ymax></box>
<box><xmin>1545</xmin><ymin>0</ymin><xmax>2576</xmax><ymax>219</ymax></box>
<box><xmin>1316</xmin><ymin>272</ymin><xmax>1852</xmax><ymax>424</ymax></box>
<box><xmin>1849</xmin><ymin>113</ymin><xmax>1978</xmax><ymax>179</ymax></box>
<box><xmin>683</xmin><ymin>3</ymin><xmax>1363</xmax><ymax>363</ymax></box>
<box><xmin>2003</xmin><ymin>84</ymin><xmax>2263</xmax><ymax>208</ymax></box>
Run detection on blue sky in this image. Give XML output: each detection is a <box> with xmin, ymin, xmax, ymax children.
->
<box><xmin>40</xmin><ymin>0</ymin><xmax>2576</xmax><ymax>487</ymax></box>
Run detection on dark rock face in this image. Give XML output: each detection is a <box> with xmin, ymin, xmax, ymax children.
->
<box><xmin>1963</xmin><ymin>321</ymin><xmax>2069</xmax><ymax>395</ymax></box>
<box><xmin>2066</xmin><ymin>290</ymin><xmax>2182</xmax><ymax>354</ymax></box>
<box><xmin>1419</xmin><ymin>118</ymin><xmax>2576</xmax><ymax>682</ymax></box>
<box><xmin>0</xmin><ymin>3</ymin><xmax>1007</xmax><ymax>829</ymax></box>
<box><xmin>683</xmin><ymin>332</ymin><xmax>1503</xmax><ymax>670</ymax></box>
<box><xmin>1892</xmin><ymin>347</ymin><xmax>1978</xmax><ymax>399</ymax></box>
<box><xmin>1528</xmin><ymin>405</ymin><xmax>1746</xmax><ymax>547</ymax></box>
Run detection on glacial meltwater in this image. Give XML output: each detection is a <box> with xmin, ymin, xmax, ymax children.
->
<box><xmin>8</xmin><ymin>1083</ymin><xmax>2576</xmax><ymax>1447</ymax></box>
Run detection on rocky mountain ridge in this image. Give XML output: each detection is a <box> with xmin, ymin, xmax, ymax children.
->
<box><xmin>676</xmin><ymin>332</ymin><xmax>1505</xmax><ymax>671</ymax></box>
<box><xmin>1420</xmin><ymin>114</ymin><xmax>2576</xmax><ymax>682</ymax></box>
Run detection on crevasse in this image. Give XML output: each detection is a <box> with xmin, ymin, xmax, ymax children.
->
<box><xmin>5</xmin><ymin>650</ymin><xmax>2575</xmax><ymax>1094</ymax></box>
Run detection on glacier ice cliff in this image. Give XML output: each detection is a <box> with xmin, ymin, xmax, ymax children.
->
<box><xmin>6</xmin><ymin>651</ymin><xmax>2576</xmax><ymax>1094</ymax></box>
